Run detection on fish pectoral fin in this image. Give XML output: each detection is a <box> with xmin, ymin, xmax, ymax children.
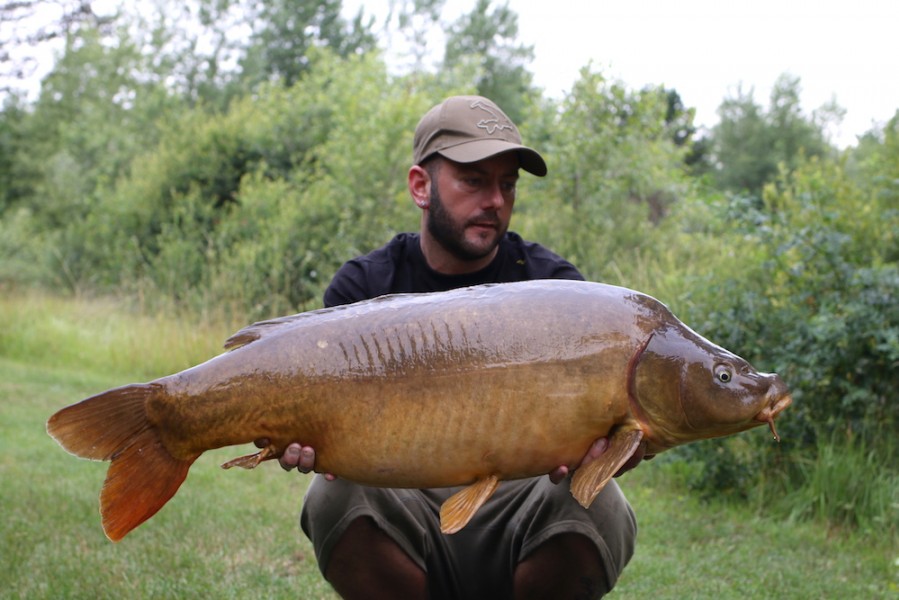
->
<box><xmin>439</xmin><ymin>475</ymin><xmax>500</xmax><ymax>534</ymax></box>
<box><xmin>570</xmin><ymin>428</ymin><xmax>644</xmax><ymax>509</ymax></box>
<box><xmin>221</xmin><ymin>444</ymin><xmax>277</xmax><ymax>470</ymax></box>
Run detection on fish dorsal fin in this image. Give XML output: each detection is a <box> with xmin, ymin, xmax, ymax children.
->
<box><xmin>439</xmin><ymin>475</ymin><xmax>500</xmax><ymax>534</ymax></box>
<box><xmin>223</xmin><ymin>291</ymin><xmax>450</xmax><ymax>351</ymax></box>
<box><xmin>223</xmin><ymin>290</ymin><xmax>462</xmax><ymax>351</ymax></box>
<box><xmin>570</xmin><ymin>428</ymin><xmax>644</xmax><ymax>508</ymax></box>
<box><xmin>223</xmin><ymin>313</ymin><xmax>316</xmax><ymax>350</ymax></box>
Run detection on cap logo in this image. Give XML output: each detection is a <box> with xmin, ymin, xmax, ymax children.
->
<box><xmin>470</xmin><ymin>99</ymin><xmax>514</xmax><ymax>135</ymax></box>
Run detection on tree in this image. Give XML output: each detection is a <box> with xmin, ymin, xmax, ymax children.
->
<box><xmin>706</xmin><ymin>74</ymin><xmax>836</xmax><ymax>196</ymax></box>
<box><xmin>850</xmin><ymin>111</ymin><xmax>899</xmax><ymax>192</ymax></box>
<box><xmin>0</xmin><ymin>0</ymin><xmax>116</xmax><ymax>94</ymax></box>
<box><xmin>4</xmin><ymin>23</ymin><xmax>182</xmax><ymax>227</ymax></box>
<box><xmin>0</xmin><ymin>96</ymin><xmax>28</xmax><ymax>213</ymax></box>
<box><xmin>389</xmin><ymin>0</ymin><xmax>445</xmax><ymax>72</ymax></box>
<box><xmin>518</xmin><ymin>68</ymin><xmax>690</xmax><ymax>283</ymax></box>
<box><xmin>663</xmin><ymin>88</ymin><xmax>696</xmax><ymax>147</ymax></box>
<box><xmin>238</xmin><ymin>0</ymin><xmax>376</xmax><ymax>89</ymax></box>
<box><xmin>442</xmin><ymin>0</ymin><xmax>535</xmax><ymax>123</ymax></box>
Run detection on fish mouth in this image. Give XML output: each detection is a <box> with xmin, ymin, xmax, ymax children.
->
<box><xmin>754</xmin><ymin>385</ymin><xmax>793</xmax><ymax>442</ymax></box>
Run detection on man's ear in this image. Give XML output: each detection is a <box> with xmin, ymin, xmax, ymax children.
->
<box><xmin>408</xmin><ymin>164</ymin><xmax>430</xmax><ymax>208</ymax></box>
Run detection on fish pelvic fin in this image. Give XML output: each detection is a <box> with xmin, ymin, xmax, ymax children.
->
<box><xmin>570</xmin><ymin>428</ymin><xmax>644</xmax><ymax>509</ymax></box>
<box><xmin>46</xmin><ymin>384</ymin><xmax>196</xmax><ymax>542</ymax></box>
<box><xmin>221</xmin><ymin>444</ymin><xmax>277</xmax><ymax>469</ymax></box>
<box><xmin>439</xmin><ymin>475</ymin><xmax>500</xmax><ymax>534</ymax></box>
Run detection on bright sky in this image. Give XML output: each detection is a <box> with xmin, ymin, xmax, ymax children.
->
<box><xmin>6</xmin><ymin>1</ymin><xmax>896</xmax><ymax>148</ymax></box>
<box><xmin>346</xmin><ymin>0</ymin><xmax>899</xmax><ymax>148</ymax></box>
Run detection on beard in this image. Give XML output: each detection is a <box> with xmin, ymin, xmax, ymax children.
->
<box><xmin>426</xmin><ymin>185</ymin><xmax>507</xmax><ymax>262</ymax></box>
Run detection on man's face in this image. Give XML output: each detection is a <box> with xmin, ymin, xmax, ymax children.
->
<box><xmin>426</xmin><ymin>152</ymin><xmax>520</xmax><ymax>262</ymax></box>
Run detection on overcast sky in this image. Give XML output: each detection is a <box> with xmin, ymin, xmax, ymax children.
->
<box><xmin>7</xmin><ymin>1</ymin><xmax>896</xmax><ymax>148</ymax></box>
<box><xmin>346</xmin><ymin>0</ymin><xmax>899</xmax><ymax>148</ymax></box>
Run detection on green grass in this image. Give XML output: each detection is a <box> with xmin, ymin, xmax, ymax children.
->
<box><xmin>617</xmin><ymin>462</ymin><xmax>897</xmax><ymax>598</ymax></box>
<box><xmin>764</xmin><ymin>432</ymin><xmax>899</xmax><ymax>533</ymax></box>
<box><xmin>0</xmin><ymin>357</ymin><xmax>335</xmax><ymax>599</ymax></box>
<box><xmin>1</xmin><ymin>293</ymin><xmax>896</xmax><ymax>598</ymax></box>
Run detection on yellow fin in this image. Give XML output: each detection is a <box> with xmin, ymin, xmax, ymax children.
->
<box><xmin>439</xmin><ymin>475</ymin><xmax>500</xmax><ymax>534</ymax></box>
<box><xmin>570</xmin><ymin>428</ymin><xmax>644</xmax><ymax>508</ymax></box>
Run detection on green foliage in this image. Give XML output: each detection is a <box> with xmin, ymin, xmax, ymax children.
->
<box><xmin>850</xmin><ymin>110</ymin><xmax>899</xmax><ymax>230</ymax></box>
<box><xmin>673</xmin><ymin>154</ymin><xmax>898</xmax><ymax>520</ymax></box>
<box><xmin>443</xmin><ymin>0</ymin><xmax>536</xmax><ymax>123</ymax></box>
<box><xmin>239</xmin><ymin>0</ymin><xmax>376</xmax><ymax>89</ymax></box>
<box><xmin>761</xmin><ymin>431</ymin><xmax>898</xmax><ymax>533</ymax></box>
<box><xmin>699</xmin><ymin>156</ymin><xmax>896</xmax><ymax>438</ymax></box>
<box><xmin>518</xmin><ymin>68</ymin><xmax>692</xmax><ymax>287</ymax></box>
<box><xmin>0</xmin><ymin>96</ymin><xmax>30</xmax><ymax>213</ymax></box>
<box><xmin>17</xmin><ymin>50</ymin><xmax>431</xmax><ymax>316</ymax></box>
<box><xmin>705</xmin><ymin>74</ymin><xmax>836</xmax><ymax>196</ymax></box>
<box><xmin>5</xmin><ymin>26</ymin><xmax>181</xmax><ymax>226</ymax></box>
<box><xmin>0</xmin><ymin>205</ymin><xmax>48</xmax><ymax>286</ymax></box>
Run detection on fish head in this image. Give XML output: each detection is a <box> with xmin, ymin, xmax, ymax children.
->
<box><xmin>632</xmin><ymin>324</ymin><xmax>792</xmax><ymax>450</ymax></box>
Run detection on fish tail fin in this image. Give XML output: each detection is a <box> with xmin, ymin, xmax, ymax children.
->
<box><xmin>47</xmin><ymin>384</ymin><xmax>197</xmax><ymax>541</ymax></box>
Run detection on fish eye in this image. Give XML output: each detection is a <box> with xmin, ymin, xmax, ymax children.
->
<box><xmin>715</xmin><ymin>365</ymin><xmax>733</xmax><ymax>383</ymax></box>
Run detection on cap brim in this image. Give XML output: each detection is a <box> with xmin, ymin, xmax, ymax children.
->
<box><xmin>438</xmin><ymin>139</ymin><xmax>548</xmax><ymax>177</ymax></box>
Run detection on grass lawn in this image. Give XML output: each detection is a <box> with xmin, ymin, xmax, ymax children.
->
<box><xmin>1</xmin><ymin>297</ymin><xmax>895</xmax><ymax>598</ymax></box>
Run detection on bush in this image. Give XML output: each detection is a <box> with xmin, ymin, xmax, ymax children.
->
<box><xmin>518</xmin><ymin>69</ymin><xmax>691</xmax><ymax>286</ymax></box>
<box><xmin>13</xmin><ymin>51</ymin><xmax>440</xmax><ymax>315</ymax></box>
<box><xmin>671</xmin><ymin>155</ymin><xmax>898</xmax><ymax>529</ymax></box>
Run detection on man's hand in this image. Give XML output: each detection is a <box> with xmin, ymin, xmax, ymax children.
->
<box><xmin>548</xmin><ymin>437</ymin><xmax>649</xmax><ymax>485</ymax></box>
<box><xmin>253</xmin><ymin>439</ymin><xmax>336</xmax><ymax>480</ymax></box>
<box><xmin>257</xmin><ymin>435</ymin><xmax>646</xmax><ymax>485</ymax></box>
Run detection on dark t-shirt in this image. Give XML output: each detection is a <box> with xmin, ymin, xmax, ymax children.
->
<box><xmin>323</xmin><ymin>231</ymin><xmax>583</xmax><ymax>307</ymax></box>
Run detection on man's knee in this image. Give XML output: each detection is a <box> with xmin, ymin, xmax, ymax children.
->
<box><xmin>514</xmin><ymin>479</ymin><xmax>636</xmax><ymax>596</ymax></box>
<box><xmin>324</xmin><ymin>516</ymin><xmax>427</xmax><ymax>600</ymax></box>
<box><xmin>514</xmin><ymin>533</ymin><xmax>609</xmax><ymax>600</ymax></box>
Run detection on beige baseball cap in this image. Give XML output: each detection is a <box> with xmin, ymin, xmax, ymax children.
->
<box><xmin>412</xmin><ymin>95</ymin><xmax>548</xmax><ymax>176</ymax></box>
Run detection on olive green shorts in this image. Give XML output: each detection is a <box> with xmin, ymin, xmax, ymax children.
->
<box><xmin>300</xmin><ymin>475</ymin><xmax>637</xmax><ymax>599</ymax></box>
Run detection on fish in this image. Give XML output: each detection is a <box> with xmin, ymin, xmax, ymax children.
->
<box><xmin>47</xmin><ymin>279</ymin><xmax>792</xmax><ymax>542</ymax></box>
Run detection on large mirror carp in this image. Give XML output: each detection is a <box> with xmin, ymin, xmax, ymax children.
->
<box><xmin>47</xmin><ymin>280</ymin><xmax>792</xmax><ymax>541</ymax></box>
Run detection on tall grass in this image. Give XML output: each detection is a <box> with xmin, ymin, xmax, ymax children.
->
<box><xmin>753</xmin><ymin>432</ymin><xmax>899</xmax><ymax>534</ymax></box>
<box><xmin>0</xmin><ymin>289</ymin><xmax>245</xmax><ymax>380</ymax></box>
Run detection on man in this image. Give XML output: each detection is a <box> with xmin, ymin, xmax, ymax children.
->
<box><xmin>271</xmin><ymin>95</ymin><xmax>642</xmax><ymax>599</ymax></box>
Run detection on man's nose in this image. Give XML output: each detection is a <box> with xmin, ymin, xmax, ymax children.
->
<box><xmin>482</xmin><ymin>182</ymin><xmax>505</xmax><ymax>210</ymax></box>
